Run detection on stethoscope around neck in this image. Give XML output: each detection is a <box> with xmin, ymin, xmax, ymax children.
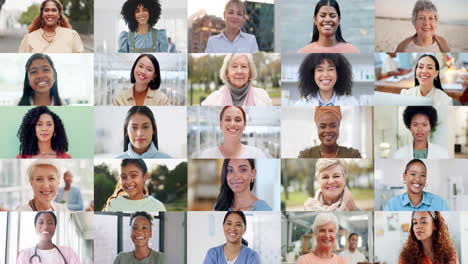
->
<box><xmin>29</xmin><ymin>244</ymin><xmax>67</xmax><ymax>264</ymax></box>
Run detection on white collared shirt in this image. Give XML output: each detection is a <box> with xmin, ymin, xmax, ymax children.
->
<box><xmin>205</xmin><ymin>30</ymin><xmax>259</xmax><ymax>53</ymax></box>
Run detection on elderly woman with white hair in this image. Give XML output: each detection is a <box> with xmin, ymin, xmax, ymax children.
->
<box><xmin>304</xmin><ymin>159</ymin><xmax>358</xmax><ymax>211</ymax></box>
<box><xmin>297</xmin><ymin>213</ymin><xmax>348</xmax><ymax>264</ymax></box>
<box><xmin>201</xmin><ymin>53</ymin><xmax>272</xmax><ymax>106</ymax></box>
<box><xmin>16</xmin><ymin>160</ymin><xmax>69</xmax><ymax>212</ymax></box>
<box><xmin>395</xmin><ymin>0</ymin><xmax>449</xmax><ymax>52</ymax></box>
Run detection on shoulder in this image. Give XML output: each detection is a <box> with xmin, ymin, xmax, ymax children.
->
<box><xmin>57</xmin><ymin>246</ymin><xmax>78</xmax><ymax>256</ymax></box>
<box><xmin>16</xmin><ymin>203</ymin><xmax>33</xmax><ymax>211</ymax></box>
<box><xmin>336</xmin><ymin>95</ymin><xmax>359</xmax><ymax>105</ymax></box>
<box><xmin>199</xmin><ymin>147</ymin><xmax>222</xmax><ymax>158</ymax></box>
<box><xmin>251</xmin><ymin>87</ymin><xmax>272</xmax><ymax>105</ymax></box>
<box><xmin>113</xmin><ymin>88</ymin><xmax>133</xmax><ymax>105</ymax></box>
<box><xmin>434</xmin><ymin>34</ymin><xmax>450</xmax><ymax>51</ymax></box>
<box><xmin>335</xmin><ymin>253</ymin><xmax>349</xmax><ymax>264</ymax></box>
<box><xmin>296</xmin><ymin>96</ymin><xmax>319</xmax><ymax>106</ymax></box>
<box><xmin>58</xmin><ymin>152</ymin><xmax>72</xmax><ymax>158</ymax></box>
<box><xmin>297</xmin><ymin>43</ymin><xmax>316</xmax><ymax>53</ymax></box>
<box><xmin>394</xmin><ymin>145</ymin><xmax>411</xmax><ymax>158</ymax></box>
<box><xmin>114</xmin><ymin>251</ymin><xmax>132</xmax><ymax>262</ymax></box>
<box><xmin>243</xmin><ymin>145</ymin><xmax>267</xmax><ymax>158</ymax></box>
<box><xmin>148</xmin><ymin>89</ymin><xmax>169</xmax><ymax>105</ymax></box>
<box><xmin>119</xmin><ymin>31</ymin><xmax>129</xmax><ymax>40</ymax></box>
<box><xmin>338</xmin><ymin>146</ymin><xmax>362</xmax><ymax>158</ymax></box>
<box><xmin>144</xmin><ymin>196</ymin><xmax>166</xmax><ymax>211</ymax></box>
<box><xmin>201</xmin><ymin>90</ymin><xmax>224</xmax><ymax>106</ymax></box>
<box><xmin>115</xmin><ymin>152</ymin><xmax>130</xmax><ymax>158</ymax></box>
<box><xmin>337</xmin><ymin>42</ymin><xmax>359</xmax><ymax>53</ymax></box>
<box><xmin>396</xmin><ymin>35</ymin><xmax>415</xmax><ymax>52</ymax></box>
<box><xmin>434</xmin><ymin>89</ymin><xmax>453</xmax><ymax>102</ymax></box>
<box><xmin>298</xmin><ymin>146</ymin><xmax>320</xmax><ymax>158</ymax></box>
<box><xmin>206</xmin><ymin>244</ymin><xmax>223</xmax><ymax>256</ymax></box>
<box><xmin>253</xmin><ymin>199</ymin><xmax>272</xmax><ymax>211</ymax></box>
<box><xmin>385</xmin><ymin>195</ymin><xmax>403</xmax><ymax>210</ymax></box>
<box><xmin>243</xmin><ymin>246</ymin><xmax>260</xmax><ymax>261</ymax></box>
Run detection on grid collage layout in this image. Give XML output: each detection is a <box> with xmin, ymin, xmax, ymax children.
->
<box><xmin>1</xmin><ymin>0</ymin><xmax>468</xmax><ymax>263</ymax></box>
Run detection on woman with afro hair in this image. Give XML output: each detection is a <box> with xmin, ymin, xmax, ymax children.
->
<box><xmin>118</xmin><ymin>0</ymin><xmax>168</xmax><ymax>53</ymax></box>
<box><xmin>16</xmin><ymin>106</ymin><xmax>71</xmax><ymax>159</ymax></box>
<box><xmin>399</xmin><ymin>211</ymin><xmax>459</xmax><ymax>264</ymax></box>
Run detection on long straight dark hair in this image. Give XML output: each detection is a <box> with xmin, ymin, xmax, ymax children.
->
<box><xmin>414</xmin><ymin>54</ymin><xmax>443</xmax><ymax>91</ymax></box>
<box><xmin>214</xmin><ymin>159</ymin><xmax>255</xmax><ymax>211</ymax></box>
<box><xmin>19</xmin><ymin>53</ymin><xmax>63</xmax><ymax>106</ymax></box>
<box><xmin>123</xmin><ymin>106</ymin><xmax>159</xmax><ymax>151</ymax></box>
<box><xmin>223</xmin><ymin>211</ymin><xmax>249</xmax><ymax>246</ymax></box>
<box><xmin>310</xmin><ymin>0</ymin><xmax>347</xmax><ymax>43</ymax></box>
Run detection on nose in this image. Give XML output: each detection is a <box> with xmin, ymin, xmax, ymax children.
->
<box><xmin>136</xmin><ymin>129</ymin><xmax>142</xmax><ymax>135</ymax></box>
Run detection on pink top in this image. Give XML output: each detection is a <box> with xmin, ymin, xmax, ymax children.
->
<box><xmin>16</xmin><ymin>152</ymin><xmax>72</xmax><ymax>159</ymax></box>
<box><xmin>297</xmin><ymin>253</ymin><xmax>348</xmax><ymax>264</ymax></box>
<box><xmin>298</xmin><ymin>42</ymin><xmax>359</xmax><ymax>53</ymax></box>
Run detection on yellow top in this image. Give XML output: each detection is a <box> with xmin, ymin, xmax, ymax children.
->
<box><xmin>18</xmin><ymin>26</ymin><xmax>84</xmax><ymax>53</ymax></box>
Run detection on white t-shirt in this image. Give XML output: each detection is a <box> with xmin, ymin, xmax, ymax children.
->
<box><xmin>339</xmin><ymin>249</ymin><xmax>367</xmax><ymax>264</ymax></box>
<box><xmin>16</xmin><ymin>201</ymin><xmax>69</xmax><ymax>213</ymax></box>
<box><xmin>107</xmin><ymin>195</ymin><xmax>166</xmax><ymax>212</ymax></box>
<box><xmin>198</xmin><ymin>145</ymin><xmax>268</xmax><ymax>159</ymax></box>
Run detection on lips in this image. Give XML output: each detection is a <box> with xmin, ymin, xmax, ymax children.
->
<box><xmin>125</xmin><ymin>185</ymin><xmax>136</xmax><ymax>192</ymax></box>
<box><xmin>36</xmin><ymin>81</ymin><xmax>50</xmax><ymax>87</ymax></box>
<box><xmin>135</xmin><ymin>138</ymin><xmax>146</xmax><ymax>143</ymax></box>
<box><xmin>40</xmin><ymin>190</ymin><xmax>53</xmax><ymax>199</ymax></box>
<box><xmin>419</xmin><ymin>75</ymin><xmax>430</xmax><ymax>81</ymax></box>
<box><xmin>416</xmin><ymin>133</ymin><xmax>425</xmax><ymax>137</ymax></box>
<box><xmin>41</xmin><ymin>231</ymin><xmax>50</xmax><ymax>234</ymax></box>
<box><xmin>136</xmin><ymin>73</ymin><xmax>148</xmax><ymax>81</ymax></box>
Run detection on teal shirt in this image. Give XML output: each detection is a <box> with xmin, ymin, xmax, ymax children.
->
<box><xmin>113</xmin><ymin>250</ymin><xmax>164</xmax><ymax>264</ymax></box>
<box><xmin>413</xmin><ymin>148</ymin><xmax>428</xmax><ymax>159</ymax></box>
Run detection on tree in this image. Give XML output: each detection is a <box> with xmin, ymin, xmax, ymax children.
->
<box><xmin>18</xmin><ymin>4</ymin><xmax>39</xmax><ymax>26</ymax></box>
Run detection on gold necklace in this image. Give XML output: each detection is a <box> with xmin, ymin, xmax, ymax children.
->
<box><xmin>41</xmin><ymin>30</ymin><xmax>56</xmax><ymax>44</ymax></box>
<box><xmin>320</xmin><ymin>146</ymin><xmax>339</xmax><ymax>158</ymax></box>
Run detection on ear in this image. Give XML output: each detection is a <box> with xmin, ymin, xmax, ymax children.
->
<box><xmin>252</xmin><ymin>168</ymin><xmax>257</xmax><ymax>179</ymax></box>
<box><xmin>143</xmin><ymin>172</ymin><xmax>149</xmax><ymax>181</ymax></box>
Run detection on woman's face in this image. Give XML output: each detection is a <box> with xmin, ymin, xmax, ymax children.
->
<box><xmin>415</xmin><ymin>10</ymin><xmax>436</xmax><ymax>40</ymax></box>
<box><xmin>315</xmin><ymin>222</ymin><xmax>336</xmax><ymax>250</ymax></box>
<box><xmin>416</xmin><ymin>56</ymin><xmax>438</xmax><ymax>87</ymax></box>
<box><xmin>403</xmin><ymin>161</ymin><xmax>427</xmax><ymax>196</ymax></box>
<box><xmin>35</xmin><ymin>213</ymin><xmax>56</xmax><ymax>242</ymax></box>
<box><xmin>316</xmin><ymin>112</ymin><xmax>340</xmax><ymax>147</ymax></box>
<box><xmin>30</xmin><ymin>165</ymin><xmax>59</xmax><ymax>205</ymax></box>
<box><xmin>121</xmin><ymin>163</ymin><xmax>148</xmax><ymax>200</ymax></box>
<box><xmin>42</xmin><ymin>1</ymin><xmax>60</xmax><ymax>28</ymax></box>
<box><xmin>220</xmin><ymin>107</ymin><xmax>245</xmax><ymax>140</ymax></box>
<box><xmin>226</xmin><ymin>159</ymin><xmax>256</xmax><ymax>194</ymax></box>
<box><xmin>134</xmin><ymin>4</ymin><xmax>149</xmax><ymax>25</ymax></box>
<box><xmin>28</xmin><ymin>58</ymin><xmax>55</xmax><ymax>95</ymax></box>
<box><xmin>35</xmin><ymin>114</ymin><xmax>55</xmax><ymax>143</ymax></box>
<box><xmin>314</xmin><ymin>5</ymin><xmax>340</xmax><ymax>38</ymax></box>
<box><xmin>127</xmin><ymin>113</ymin><xmax>154</xmax><ymax>154</ymax></box>
<box><xmin>227</xmin><ymin>55</ymin><xmax>250</xmax><ymax>89</ymax></box>
<box><xmin>314</xmin><ymin>59</ymin><xmax>337</xmax><ymax>94</ymax></box>
<box><xmin>133</xmin><ymin>56</ymin><xmax>156</xmax><ymax>87</ymax></box>
<box><xmin>131</xmin><ymin>216</ymin><xmax>152</xmax><ymax>247</ymax></box>
<box><xmin>223</xmin><ymin>213</ymin><xmax>246</xmax><ymax>244</ymax></box>
<box><xmin>409</xmin><ymin>113</ymin><xmax>431</xmax><ymax>143</ymax></box>
<box><xmin>318</xmin><ymin>164</ymin><xmax>346</xmax><ymax>203</ymax></box>
<box><xmin>224</xmin><ymin>3</ymin><xmax>245</xmax><ymax>30</ymax></box>
<box><xmin>412</xmin><ymin>211</ymin><xmax>436</xmax><ymax>242</ymax></box>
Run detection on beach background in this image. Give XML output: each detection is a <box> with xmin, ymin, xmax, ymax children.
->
<box><xmin>375</xmin><ymin>0</ymin><xmax>468</xmax><ymax>52</ymax></box>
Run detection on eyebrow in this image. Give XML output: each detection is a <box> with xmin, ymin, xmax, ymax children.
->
<box><xmin>418</xmin><ymin>63</ymin><xmax>435</xmax><ymax>67</ymax></box>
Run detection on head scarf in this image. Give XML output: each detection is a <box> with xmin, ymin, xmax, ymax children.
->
<box><xmin>314</xmin><ymin>106</ymin><xmax>342</xmax><ymax>123</ymax></box>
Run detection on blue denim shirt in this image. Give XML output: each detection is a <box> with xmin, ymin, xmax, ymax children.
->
<box><xmin>115</xmin><ymin>142</ymin><xmax>171</xmax><ymax>159</ymax></box>
<box><xmin>384</xmin><ymin>191</ymin><xmax>449</xmax><ymax>211</ymax></box>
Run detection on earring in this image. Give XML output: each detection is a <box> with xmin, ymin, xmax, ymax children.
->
<box><xmin>250</xmin><ymin>178</ymin><xmax>254</xmax><ymax>183</ymax></box>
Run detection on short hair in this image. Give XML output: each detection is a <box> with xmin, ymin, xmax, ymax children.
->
<box><xmin>123</xmin><ymin>106</ymin><xmax>159</xmax><ymax>151</ymax></box>
<box><xmin>348</xmin><ymin>232</ymin><xmax>359</xmax><ymax>240</ymax></box>
<box><xmin>219</xmin><ymin>54</ymin><xmax>257</xmax><ymax>84</ymax></box>
<box><xmin>17</xmin><ymin>106</ymin><xmax>69</xmax><ymax>158</ymax></box>
<box><xmin>130</xmin><ymin>54</ymin><xmax>161</xmax><ymax>90</ymax></box>
<box><xmin>402</xmin><ymin>106</ymin><xmax>438</xmax><ymax>131</ymax></box>
<box><xmin>121</xmin><ymin>0</ymin><xmax>162</xmax><ymax>32</ymax></box>
<box><xmin>311</xmin><ymin>0</ymin><xmax>346</xmax><ymax>43</ymax></box>
<box><xmin>130</xmin><ymin>211</ymin><xmax>153</xmax><ymax>226</ymax></box>
<box><xmin>215</xmin><ymin>159</ymin><xmax>255</xmax><ymax>211</ymax></box>
<box><xmin>312</xmin><ymin>213</ymin><xmax>339</xmax><ymax>233</ymax></box>
<box><xmin>34</xmin><ymin>212</ymin><xmax>57</xmax><ymax>226</ymax></box>
<box><xmin>412</xmin><ymin>0</ymin><xmax>438</xmax><ymax>27</ymax></box>
<box><xmin>27</xmin><ymin>159</ymin><xmax>61</xmax><ymax>181</ymax></box>
<box><xmin>315</xmin><ymin>159</ymin><xmax>347</xmax><ymax>179</ymax></box>
<box><xmin>298</xmin><ymin>53</ymin><xmax>353</xmax><ymax>98</ymax></box>
<box><xmin>413</xmin><ymin>54</ymin><xmax>443</xmax><ymax>91</ymax></box>
<box><xmin>219</xmin><ymin>106</ymin><xmax>247</xmax><ymax>126</ymax></box>
<box><xmin>404</xmin><ymin>159</ymin><xmax>427</xmax><ymax>173</ymax></box>
<box><xmin>223</xmin><ymin>0</ymin><xmax>246</xmax><ymax>17</ymax></box>
<box><xmin>19</xmin><ymin>53</ymin><xmax>63</xmax><ymax>106</ymax></box>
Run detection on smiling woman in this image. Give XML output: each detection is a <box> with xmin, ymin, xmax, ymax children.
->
<box><xmin>103</xmin><ymin>159</ymin><xmax>166</xmax><ymax>212</ymax></box>
<box><xmin>113</xmin><ymin>54</ymin><xmax>169</xmax><ymax>106</ymax></box>
<box><xmin>113</xmin><ymin>212</ymin><xmax>164</xmax><ymax>263</ymax></box>
<box><xmin>18</xmin><ymin>0</ymin><xmax>84</xmax><ymax>53</ymax></box>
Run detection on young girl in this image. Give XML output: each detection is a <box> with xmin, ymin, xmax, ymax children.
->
<box><xmin>103</xmin><ymin>159</ymin><xmax>166</xmax><ymax>212</ymax></box>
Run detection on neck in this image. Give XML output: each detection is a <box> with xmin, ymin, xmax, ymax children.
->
<box><xmin>34</xmin><ymin>198</ymin><xmax>52</xmax><ymax>211</ymax></box>
<box><xmin>38</xmin><ymin>141</ymin><xmax>54</xmax><ymax>154</ymax></box>
<box><xmin>349</xmin><ymin>247</ymin><xmax>356</xmax><ymax>253</ymax></box>
<box><xmin>323</xmin><ymin>194</ymin><xmax>340</xmax><ymax>206</ymax></box>
<box><xmin>136</xmin><ymin>24</ymin><xmax>149</xmax><ymax>34</ymax></box>
<box><xmin>127</xmin><ymin>193</ymin><xmax>145</xmax><ymax>201</ymax></box>
<box><xmin>134</xmin><ymin>245</ymin><xmax>151</xmax><ymax>260</ymax></box>
<box><xmin>408</xmin><ymin>191</ymin><xmax>423</xmax><ymax>206</ymax></box>
<box><xmin>65</xmin><ymin>184</ymin><xmax>71</xmax><ymax>191</ymax></box>
<box><xmin>319</xmin><ymin>90</ymin><xmax>334</xmax><ymax>102</ymax></box>
<box><xmin>223</xmin><ymin>27</ymin><xmax>241</xmax><ymax>42</ymax></box>
<box><xmin>134</xmin><ymin>83</ymin><xmax>148</xmax><ymax>93</ymax></box>
<box><xmin>320</xmin><ymin>144</ymin><xmax>339</xmax><ymax>158</ymax></box>
<box><xmin>316</xmin><ymin>35</ymin><xmax>338</xmax><ymax>47</ymax></box>
<box><xmin>220</xmin><ymin>138</ymin><xmax>243</xmax><ymax>157</ymax></box>
<box><xmin>43</xmin><ymin>25</ymin><xmax>57</xmax><ymax>33</ymax></box>
<box><xmin>232</xmin><ymin>192</ymin><xmax>256</xmax><ymax>210</ymax></box>
<box><xmin>422</xmin><ymin>238</ymin><xmax>434</xmax><ymax>261</ymax></box>
<box><xmin>37</xmin><ymin>240</ymin><xmax>54</xmax><ymax>250</ymax></box>
<box><xmin>419</xmin><ymin>84</ymin><xmax>434</xmax><ymax>96</ymax></box>
<box><xmin>415</xmin><ymin>35</ymin><xmax>434</xmax><ymax>46</ymax></box>
<box><xmin>313</xmin><ymin>247</ymin><xmax>333</xmax><ymax>259</ymax></box>
<box><xmin>33</xmin><ymin>92</ymin><xmax>52</xmax><ymax>106</ymax></box>
<box><xmin>413</xmin><ymin>140</ymin><xmax>428</xmax><ymax>151</ymax></box>
<box><xmin>132</xmin><ymin>145</ymin><xmax>149</xmax><ymax>155</ymax></box>
<box><xmin>224</xmin><ymin>242</ymin><xmax>242</xmax><ymax>253</ymax></box>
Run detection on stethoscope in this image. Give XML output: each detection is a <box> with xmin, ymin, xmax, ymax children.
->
<box><xmin>29</xmin><ymin>244</ymin><xmax>68</xmax><ymax>264</ymax></box>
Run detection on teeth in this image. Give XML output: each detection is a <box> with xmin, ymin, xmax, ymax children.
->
<box><xmin>321</xmin><ymin>80</ymin><xmax>331</xmax><ymax>84</ymax></box>
<box><xmin>41</xmin><ymin>231</ymin><xmax>50</xmax><ymax>234</ymax></box>
<box><xmin>412</xmin><ymin>184</ymin><xmax>421</xmax><ymax>187</ymax></box>
<box><xmin>136</xmin><ymin>236</ymin><xmax>144</xmax><ymax>240</ymax></box>
<box><xmin>126</xmin><ymin>186</ymin><xmax>135</xmax><ymax>190</ymax></box>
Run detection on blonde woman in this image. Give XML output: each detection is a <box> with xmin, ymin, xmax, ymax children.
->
<box><xmin>205</xmin><ymin>0</ymin><xmax>258</xmax><ymax>53</ymax></box>
<box><xmin>304</xmin><ymin>159</ymin><xmax>358</xmax><ymax>211</ymax></box>
<box><xmin>17</xmin><ymin>160</ymin><xmax>69</xmax><ymax>212</ymax></box>
<box><xmin>201</xmin><ymin>53</ymin><xmax>272</xmax><ymax>106</ymax></box>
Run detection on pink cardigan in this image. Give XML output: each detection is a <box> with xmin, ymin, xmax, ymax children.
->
<box><xmin>201</xmin><ymin>85</ymin><xmax>273</xmax><ymax>106</ymax></box>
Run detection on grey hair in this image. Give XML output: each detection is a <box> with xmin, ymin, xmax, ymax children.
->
<box><xmin>27</xmin><ymin>159</ymin><xmax>61</xmax><ymax>182</ymax></box>
<box><xmin>312</xmin><ymin>213</ymin><xmax>339</xmax><ymax>233</ymax></box>
<box><xmin>315</xmin><ymin>159</ymin><xmax>347</xmax><ymax>179</ymax></box>
<box><xmin>219</xmin><ymin>53</ymin><xmax>257</xmax><ymax>84</ymax></box>
<box><xmin>412</xmin><ymin>0</ymin><xmax>438</xmax><ymax>27</ymax></box>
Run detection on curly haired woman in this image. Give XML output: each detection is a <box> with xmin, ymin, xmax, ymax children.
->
<box><xmin>399</xmin><ymin>211</ymin><xmax>459</xmax><ymax>264</ymax></box>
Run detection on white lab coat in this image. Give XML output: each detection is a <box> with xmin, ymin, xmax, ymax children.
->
<box><xmin>393</xmin><ymin>141</ymin><xmax>449</xmax><ymax>159</ymax></box>
<box><xmin>295</xmin><ymin>95</ymin><xmax>360</xmax><ymax>106</ymax></box>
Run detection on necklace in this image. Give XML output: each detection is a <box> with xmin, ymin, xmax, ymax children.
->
<box><xmin>29</xmin><ymin>198</ymin><xmax>53</xmax><ymax>211</ymax></box>
<box><xmin>319</xmin><ymin>146</ymin><xmax>339</xmax><ymax>158</ymax></box>
<box><xmin>41</xmin><ymin>30</ymin><xmax>56</xmax><ymax>44</ymax></box>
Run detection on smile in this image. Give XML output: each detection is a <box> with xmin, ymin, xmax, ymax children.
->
<box><xmin>137</xmin><ymin>74</ymin><xmax>147</xmax><ymax>81</ymax></box>
<box><xmin>326</xmin><ymin>186</ymin><xmax>339</xmax><ymax>190</ymax></box>
<box><xmin>40</xmin><ymin>191</ymin><xmax>53</xmax><ymax>197</ymax></box>
<box><xmin>135</xmin><ymin>236</ymin><xmax>145</xmax><ymax>240</ymax></box>
<box><xmin>412</xmin><ymin>184</ymin><xmax>422</xmax><ymax>188</ymax></box>
<box><xmin>320</xmin><ymin>79</ymin><xmax>332</xmax><ymax>85</ymax></box>
<box><xmin>125</xmin><ymin>185</ymin><xmax>136</xmax><ymax>191</ymax></box>
<box><xmin>419</xmin><ymin>75</ymin><xmax>430</xmax><ymax>80</ymax></box>
<box><xmin>41</xmin><ymin>231</ymin><xmax>50</xmax><ymax>234</ymax></box>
